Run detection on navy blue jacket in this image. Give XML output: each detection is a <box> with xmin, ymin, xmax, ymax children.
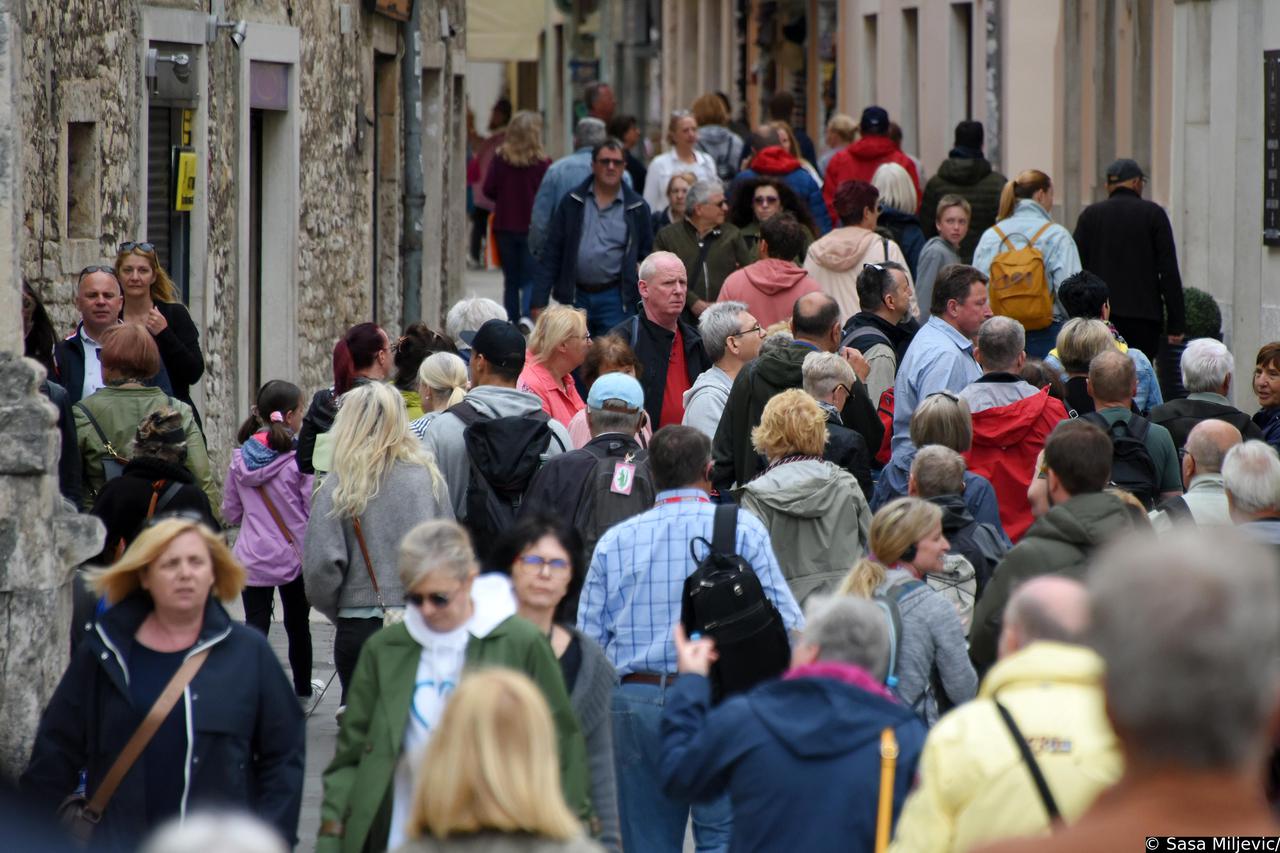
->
<box><xmin>661</xmin><ymin>673</ymin><xmax>926</xmax><ymax>852</ymax></box>
<box><xmin>21</xmin><ymin>593</ymin><xmax>304</xmax><ymax>850</ymax></box>
<box><xmin>532</xmin><ymin>177</ymin><xmax>653</xmax><ymax>310</ymax></box>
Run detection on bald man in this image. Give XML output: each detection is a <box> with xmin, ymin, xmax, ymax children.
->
<box><xmin>1149</xmin><ymin>418</ymin><xmax>1242</xmax><ymax>530</ymax></box>
<box><xmin>890</xmin><ymin>575</ymin><xmax>1122</xmax><ymax>853</ymax></box>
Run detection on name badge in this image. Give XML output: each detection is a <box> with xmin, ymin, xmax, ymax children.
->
<box><xmin>611</xmin><ymin>461</ymin><xmax>636</xmax><ymax>495</ymax></box>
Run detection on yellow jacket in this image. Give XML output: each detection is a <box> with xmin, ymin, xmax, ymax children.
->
<box><xmin>889</xmin><ymin>642</ymin><xmax>1122</xmax><ymax>853</ymax></box>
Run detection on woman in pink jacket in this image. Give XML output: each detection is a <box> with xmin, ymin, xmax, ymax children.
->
<box><xmin>222</xmin><ymin>379</ymin><xmax>320</xmax><ymax>706</ymax></box>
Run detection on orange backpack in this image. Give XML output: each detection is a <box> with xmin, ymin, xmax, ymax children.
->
<box><xmin>988</xmin><ymin>223</ymin><xmax>1055</xmax><ymax>331</ymax></box>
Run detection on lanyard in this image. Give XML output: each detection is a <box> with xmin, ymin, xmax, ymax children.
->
<box><xmin>658</xmin><ymin>495</ymin><xmax>709</xmax><ymax>505</ymax></box>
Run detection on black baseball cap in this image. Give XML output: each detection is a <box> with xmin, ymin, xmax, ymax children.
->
<box><xmin>860</xmin><ymin>106</ymin><xmax>890</xmax><ymax>134</ymax></box>
<box><xmin>460</xmin><ymin>319</ymin><xmax>526</xmax><ymax>371</ymax></box>
<box><xmin>1105</xmin><ymin>158</ymin><xmax>1146</xmax><ymax>183</ymax></box>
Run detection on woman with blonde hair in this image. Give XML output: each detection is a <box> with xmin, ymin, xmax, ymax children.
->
<box><xmin>397</xmin><ymin>670</ymin><xmax>600</xmax><ymax>852</ymax></box>
<box><xmin>410</xmin><ymin>351</ymin><xmax>470</xmax><ymax>439</ymax></box>
<box><xmin>484</xmin><ymin>110</ymin><xmax>552</xmax><ymax>323</ymax></box>
<box><xmin>837</xmin><ymin>497</ymin><xmax>978</xmax><ymax>724</ymax></box>
<box><xmin>114</xmin><ymin>241</ymin><xmax>206</xmax><ymax>424</ymax></box>
<box><xmin>738</xmin><ymin>389</ymin><xmax>871</xmax><ymax>606</ymax></box>
<box><xmin>518</xmin><ymin>306</ymin><xmax>591</xmax><ymax>426</ymax></box>
<box><xmin>302</xmin><ymin>381</ymin><xmax>451</xmax><ymax>703</ymax></box>
<box><xmin>971</xmin><ymin>169</ymin><xmax>1082</xmax><ymax>358</ymax></box>
<box><xmin>318</xmin><ymin>520</ymin><xmax>592</xmax><ymax>853</ymax></box>
<box><xmin>768</xmin><ymin>120</ymin><xmax>822</xmax><ymax>186</ymax></box>
<box><xmin>644</xmin><ymin>110</ymin><xmax>717</xmax><ymax>215</ymax></box>
<box><xmin>872</xmin><ymin>162</ymin><xmax>925</xmax><ymax>276</ymax></box>
<box><xmin>22</xmin><ymin>517</ymin><xmax>304</xmax><ymax>848</ymax></box>
<box><xmin>1056</xmin><ymin>317</ymin><xmax>1120</xmax><ymax>416</ymax></box>
<box><xmin>651</xmin><ymin>171</ymin><xmax>697</xmax><ymax>232</ymax></box>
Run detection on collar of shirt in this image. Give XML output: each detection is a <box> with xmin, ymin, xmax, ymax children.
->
<box><xmin>1188</xmin><ymin>472</ymin><xmax>1225</xmax><ymax>493</ymax></box>
<box><xmin>654</xmin><ymin>487</ymin><xmax>710</xmax><ymax>504</ymax></box>
<box><xmin>1187</xmin><ymin>391</ymin><xmax>1232</xmax><ymax>406</ymax></box>
<box><xmin>79</xmin><ymin>323</ymin><xmax>109</xmax><ymax>347</ymax></box>
<box><xmin>924</xmin><ymin>315</ymin><xmax>975</xmax><ymax>353</ymax></box>
<box><xmin>586</xmin><ymin>181</ymin><xmax>623</xmax><ymax>208</ymax></box>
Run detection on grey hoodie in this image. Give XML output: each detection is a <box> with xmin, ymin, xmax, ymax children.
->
<box><xmin>421</xmin><ymin>385</ymin><xmax>573</xmax><ymax>519</ymax></box>
<box><xmin>958</xmin><ymin>376</ymin><xmax>1041</xmax><ymax>413</ymax></box>
<box><xmin>737</xmin><ymin>459</ymin><xmax>871</xmax><ymax>606</ymax></box>
<box><xmin>681</xmin><ymin>366</ymin><xmax>733</xmax><ymax>439</ymax></box>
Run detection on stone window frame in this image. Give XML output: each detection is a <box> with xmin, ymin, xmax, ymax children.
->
<box><xmin>57</xmin><ymin>81</ymin><xmax>104</xmax><ymax>273</ymax></box>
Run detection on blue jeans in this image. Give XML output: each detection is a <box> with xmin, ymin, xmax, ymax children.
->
<box><xmin>495</xmin><ymin>230</ymin><xmax>535</xmax><ymax>320</ymax></box>
<box><xmin>612</xmin><ymin>682</ymin><xmax>732</xmax><ymax>852</ymax></box>
<box><xmin>574</xmin><ymin>286</ymin><xmax>632</xmax><ymax>339</ymax></box>
<box><xmin>1023</xmin><ymin>319</ymin><xmax>1063</xmax><ymax>361</ymax></box>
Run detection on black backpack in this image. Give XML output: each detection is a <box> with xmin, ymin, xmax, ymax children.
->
<box><xmin>450</xmin><ymin>401</ymin><xmax>566</xmax><ymax>562</ymax></box>
<box><xmin>1082</xmin><ymin>412</ymin><xmax>1160</xmax><ymax>509</ymax></box>
<box><xmin>681</xmin><ymin>504</ymin><xmax>791</xmax><ymax>702</ymax></box>
<box><xmin>572</xmin><ymin>442</ymin><xmax>657</xmax><ymax>564</ymax></box>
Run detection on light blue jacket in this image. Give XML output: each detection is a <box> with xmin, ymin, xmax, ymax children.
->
<box><xmin>1043</xmin><ymin>344</ymin><xmax>1164</xmax><ymax>414</ymax></box>
<box><xmin>529</xmin><ymin>148</ymin><xmax>632</xmax><ymax>257</ymax></box>
<box><xmin>971</xmin><ymin>199</ymin><xmax>1082</xmax><ymax>321</ymax></box>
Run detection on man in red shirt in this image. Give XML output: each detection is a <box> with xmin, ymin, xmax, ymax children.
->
<box><xmin>609</xmin><ymin>251</ymin><xmax>713</xmax><ymax>429</ymax></box>
<box><xmin>823</xmin><ymin>106</ymin><xmax>921</xmax><ymax>221</ymax></box>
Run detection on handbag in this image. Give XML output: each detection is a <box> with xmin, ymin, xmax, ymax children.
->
<box><xmin>352</xmin><ymin>517</ymin><xmax>403</xmax><ymax>626</ymax></box>
<box><xmin>59</xmin><ymin>647</ymin><xmax>211</xmax><ymax>844</ymax></box>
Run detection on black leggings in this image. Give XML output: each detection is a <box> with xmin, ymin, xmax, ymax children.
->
<box><xmin>333</xmin><ymin>617</ymin><xmax>384</xmax><ymax>705</ymax></box>
<box><xmin>469</xmin><ymin>207</ymin><xmax>490</xmax><ymax>262</ymax></box>
<box><xmin>242</xmin><ymin>575</ymin><xmax>314</xmax><ymax>696</ymax></box>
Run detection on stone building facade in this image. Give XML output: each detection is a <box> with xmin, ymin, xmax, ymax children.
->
<box><xmin>19</xmin><ymin>0</ymin><xmax>469</xmax><ymax>477</ymax></box>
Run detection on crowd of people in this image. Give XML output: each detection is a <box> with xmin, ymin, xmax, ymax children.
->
<box><xmin>15</xmin><ymin>85</ymin><xmax>1280</xmax><ymax>853</ymax></box>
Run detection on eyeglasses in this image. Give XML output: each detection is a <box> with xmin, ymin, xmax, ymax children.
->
<box><xmin>406</xmin><ymin>590</ymin><xmax>455</xmax><ymax>608</ymax></box>
<box><xmin>729</xmin><ymin>324</ymin><xmax>764</xmax><ymax>338</ymax></box>
<box><xmin>596</xmin><ymin>158</ymin><xmax>625</xmax><ymax>168</ymax></box>
<box><xmin>713</xmin><ymin>199</ymin><xmax>729</xmax><ymax>208</ymax></box>
<box><xmin>864</xmin><ymin>262</ymin><xmax>886</xmax><ymax>272</ymax></box>
<box><xmin>753</xmin><ymin>195</ymin><xmax>780</xmax><ymax>206</ymax></box>
<box><xmin>517</xmin><ymin>555</ymin><xmax>572</xmax><ymax>574</ymax></box>
<box><xmin>118</xmin><ymin>241</ymin><xmax>156</xmax><ymax>254</ymax></box>
<box><xmin>670</xmin><ymin>109</ymin><xmax>691</xmax><ymax>119</ymax></box>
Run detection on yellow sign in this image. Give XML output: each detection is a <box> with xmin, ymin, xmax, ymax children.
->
<box><xmin>174</xmin><ymin>149</ymin><xmax>196</xmax><ymax>211</ymax></box>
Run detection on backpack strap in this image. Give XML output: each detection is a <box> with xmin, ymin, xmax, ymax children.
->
<box><xmin>711</xmin><ymin>503</ymin><xmax>738</xmax><ymax>557</ymax></box>
<box><xmin>840</xmin><ymin>323</ymin><xmax>892</xmax><ymax>352</ymax></box>
<box><xmin>629</xmin><ymin>314</ymin><xmax>641</xmax><ymax>350</ymax></box>
<box><xmin>993</xmin><ymin>699</ymin><xmax>1064</xmax><ymax>829</ymax></box>
<box><xmin>447</xmin><ymin>399</ymin><xmax>483</xmax><ymax>427</ymax></box>
<box><xmin>1125</xmin><ymin>413</ymin><xmax>1152</xmax><ymax>442</ymax></box>
<box><xmin>881</xmin><ymin>236</ymin><xmax>890</xmax><ymax>263</ymax></box>
<box><xmin>75</xmin><ymin>402</ymin><xmax>125</xmax><ymax>461</ymax></box>
<box><xmin>992</xmin><ymin>224</ymin><xmax>1013</xmax><ymax>251</ymax></box>
<box><xmin>1028</xmin><ymin>222</ymin><xmax>1055</xmax><ymax>246</ymax></box>
<box><xmin>1159</xmin><ymin>494</ymin><xmax>1196</xmax><ymax>525</ymax></box>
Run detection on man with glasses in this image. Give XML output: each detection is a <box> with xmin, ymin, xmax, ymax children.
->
<box><xmin>533</xmin><ymin>137</ymin><xmax>653</xmax><ymax>338</ymax></box>
<box><xmin>801</xmin><ymin>351</ymin><xmax>873</xmax><ymax>498</ymax></box>
<box><xmin>653</xmin><ymin>178</ymin><xmax>751</xmax><ymax>320</ymax></box>
<box><xmin>1072</xmin><ymin>158</ymin><xmax>1184</xmax><ymax>361</ymax></box>
<box><xmin>54</xmin><ymin>266</ymin><xmax>124</xmax><ymax>404</ymax></box>
<box><xmin>840</xmin><ymin>260</ymin><xmax>915</xmax><ymax>409</ymax></box>
<box><xmin>683</xmin><ymin>301</ymin><xmax>765</xmax><ymax>438</ymax></box>
<box><xmin>716</xmin><ymin>213</ymin><xmax>822</xmax><ymax>329</ymax></box>
<box><xmin>734</xmin><ymin>125</ymin><xmax>832</xmax><ymax>233</ymax></box>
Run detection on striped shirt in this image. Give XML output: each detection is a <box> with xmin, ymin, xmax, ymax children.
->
<box><xmin>578</xmin><ymin>488</ymin><xmax>803</xmax><ymax>676</ymax></box>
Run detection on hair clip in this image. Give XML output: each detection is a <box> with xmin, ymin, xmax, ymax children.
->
<box><xmin>269</xmin><ymin>411</ymin><xmax>284</xmax><ymax>423</ymax></box>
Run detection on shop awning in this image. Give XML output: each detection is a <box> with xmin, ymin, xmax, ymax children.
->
<box><xmin>467</xmin><ymin>0</ymin><xmax>562</xmax><ymax>62</ymax></box>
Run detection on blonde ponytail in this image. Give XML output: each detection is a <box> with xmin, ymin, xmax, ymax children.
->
<box><xmin>839</xmin><ymin>558</ymin><xmax>887</xmax><ymax>599</ymax></box>
<box><xmin>997</xmin><ymin>179</ymin><xmax>1018</xmax><ymax>221</ymax></box>
<box><xmin>997</xmin><ymin>170</ymin><xmax>1053</xmax><ymax>221</ymax></box>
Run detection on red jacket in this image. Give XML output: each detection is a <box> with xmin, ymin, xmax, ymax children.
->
<box><xmin>822</xmin><ymin>135</ymin><xmax>921</xmax><ymax>224</ymax></box>
<box><xmin>748</xmin><ymin>145</ymin><xmax>803</xmax><ymax>175</ymax></box>
<box><xmin>963</xmin><ymin>388</ymin><xmax>1068</xmax><ymax>542</ymax></box>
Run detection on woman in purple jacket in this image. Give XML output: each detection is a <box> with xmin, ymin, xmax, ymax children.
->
<box><xmin>483</xmin><ymin>110</ymin><xmax>551</xmax><ymax>325</ymax></box>
<box><xmin>222</xmin><ymin>379</ymin><xmax>320</xmax><ymax>706</ymax></box>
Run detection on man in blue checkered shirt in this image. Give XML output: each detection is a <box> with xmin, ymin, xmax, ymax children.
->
<box><xmin>578</xmin><ymin>425</ymin><xmax>803</xmax><ymax>852</ymax></box>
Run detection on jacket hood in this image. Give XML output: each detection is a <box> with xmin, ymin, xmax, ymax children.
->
<box><xmin>1023</xmin><ymin>491</ymin><xmax>1135</xmax><ymax>551</ymax></box>
<box><xmin>929</xmin><ymin>493</ymin><xmax>976</xmax><ymax>534</ymax></box>
<box><xmin>749</xmin><ymin>146</ymin><xmax>802</xmax><ymax>176</ymax></box>
<box><xmin>461</xmin><ymin>385</ymin><xmax>547</xmax><ymax>420</ymax></box>
<box><xmin>748</xmin><ymin>675</ymin><xmax>915</xmax><ymax>759</ymax></box>
<box><xmin>741</xmin><ymin>459</ymin><xmax>853</xmax><ymax>517</ymax></box>
<box><xmin>742</xmin><ymin>258</ymin><xmax>814</xmax><ymax>295</ymax></box>
<box><xmin>754</xmin><ymin>342</ymin><xmax>814</xmax><ymax>387</ymax></box>
<box><xmin>232</xmin><ymin>444</ymin><xmax>300</xmax><ymax>487</ymax></box>
<box><xmin>969</xmin><ymin>387</ymin><xmax>1058</xmax><ymax>445</ymax></box>
<box><xmin>936</xmin><ymin>156</ymin><xmax>994</xmax><ymax>186</ymax></box>
<box><xmin>806</xmin><ymin>226</ymin><xmax>879</xmax><ymax>272</ymax></box>
<box><xmin>240</xmin><ymin>435</ymin><xmax>281</xmax><ymax>471</ymax></box>
<box><xmin>978</xmin><ymin>641</ymin><xmax>1105</xmax><ymax>698</ymax></box>
<box><xmin>683</xmin><ymin>365</ymin><xmax>732</xmax><ymax>411</ymax></box>
<box><xmin>846</xmin><ymin>135</ymin><xmax>901</xmax><ymax>164</ymax></box>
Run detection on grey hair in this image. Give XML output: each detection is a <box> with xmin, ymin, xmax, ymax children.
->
<box><xmin>141</xmin><ymin>812</ymin><xmax>288</xmax><ymax>853</ymax></box>
<box><xmin>686</xmin><ymin>179</ymin><xmax>725</xmax><ymax>210</ymax></box>
<box><xmin>975</xmin><ymin>316</ymin><xmax>1026</xmax><ymax>372</ymax></box>
<box><xmin>1088</xmin><ymin>527</ymin><xmax>1280</xmax><ymax>769</ymax></box>
<box><xmin>801</xmin><ymin>350</ymin><xmax>855</xmax><ymax>400</ymax></box>
<box><xmin>574</xmin><ymin>117</ymin><xmax>607</xmax><ymax>150</ymax></box>
<box><xmin>699</xmin><ymin>301</ymin><xmax>749</xmax><ymax>363</ymax></box>
<box><xmin>1222</xmin><ymin>440</ymin><xmax>1280</xmax><ymax>515</ymax></box>
<box><xmin>910</xmin><ymin>444</ymin><xmax>966</xmax><ymax>498</ymax></box>
<box><xmin>760</xmin><ymin>330</ymin><xmax>794</xmax><ymax>356</ymax></box>
<box><xmin>446</xmin><ymin>296</ymin><xmax>508</xmax><ymax>350</ymax></box>
<box><xmin>398</xmin><ymin>519</ymin><xmax>477</xmax><ymax>590</ymax></box>
<box><xmin>587</xmin><ymin>406</ymin><xmax>644</xmax><ymax>436</ymax></box>
<box><xmin>801</xmin><ymin>595</ymin><xmax>890</xmax><ymax>681</ymax></box>
<box><xmin>1180</xmin><ymin>337</ymin><xmax>1234</xmax><ymax>393</ymax></box>
<box><xmin>638</xmin><ymin>250</ymin><xmax>685</xmax><ymax>284</ymax></box>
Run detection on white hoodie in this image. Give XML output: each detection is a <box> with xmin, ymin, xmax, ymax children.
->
<box><xmin>386</xmin><ymin>573</ymin><xmax>517</xmax><ymax>849</ymax></box>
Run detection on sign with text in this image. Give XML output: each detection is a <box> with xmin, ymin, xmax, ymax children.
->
<box><xmin>174</xmin><ymin>148</ymin><xmax>197</xmax><ymax>212</ymax></box>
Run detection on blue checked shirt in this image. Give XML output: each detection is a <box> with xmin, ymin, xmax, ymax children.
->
<box><xmin>577</xmin><ymin>488</ymin><xmax>804</xmax><ymax>676</ymax></box>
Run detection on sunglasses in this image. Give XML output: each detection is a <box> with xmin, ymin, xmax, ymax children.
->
<box><xmin>517</xmin><ymin>555</ymin><xmax>572</xmax><ymax>572</ymax></box>
<box><xmin>753</xmin><ymin>195</ymin><xmax>780</xmax><ymax>205</ymax></box>
<box><xmin>118</xmin><ymin>241</ymin><xmax>156</xmax><ymax>254</ymax></box>
<box><xmin>77</xmin><ymin>265</ymin><xmax>121</xmax><ymax>284</ymax></box>
<box><xmin>406</xmin><ymin>590</ymin><xmax>455</xmax><ymax>608</ymax></box>
<box><xmin>596</xmin><ymin>158</ymin><xmax>625</xmax><ymax>168</ymax></box>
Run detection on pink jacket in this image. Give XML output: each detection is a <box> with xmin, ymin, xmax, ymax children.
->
<box><xmin>221</xmin><ymin>441</ymin><xmax>313</xmax><ymax>586</ymax></box>
<box><xmin>717</xmin><ymin>258</ymin><xmax>823</xmax><ymax>329</ymax></box>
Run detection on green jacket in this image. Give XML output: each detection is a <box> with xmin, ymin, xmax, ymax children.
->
<box><xmin>317</xmin><ymin>616</ymin><xmax>592</xmax><ymax>853</ymax></box>
<box><xmin>921</xmin><ymin>157</ymin><xmax>1007</xmax><ymax>262</ymax></box>
<box><xmin>653</xmin><ymin>219</ymin><xmax>752</xmax><ymax>305</ymax></box>
<box><xmin>73</xmin><ymin>385</ymin><xmax>214</xmax><ymax>511</ymax></box>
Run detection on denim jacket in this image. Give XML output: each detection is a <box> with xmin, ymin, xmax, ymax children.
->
<box><xmin>972</xmin><ymin>199</ymin><xmax>1082</xmax><ymax>321</ymax></box>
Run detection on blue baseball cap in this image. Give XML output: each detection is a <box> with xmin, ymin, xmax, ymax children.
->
<box><xmin>587</xmin><ymin>372</ymin><xmax>644</xmax><ymax>412</ymax></box>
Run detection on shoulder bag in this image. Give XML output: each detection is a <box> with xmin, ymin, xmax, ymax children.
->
<box><xmin>256</xmin><ymin>485</ymin><xmax>302</xmax><ymax>562</ymax></box>
<box><xmin>74</xmin><ymin>402</ymin><xmax>128</xmax><ymax>481</ymax></box>
<box><xmin>352</xmin><ymin>517</ymin><xmax>403</xmax><ymax>626</ymax></box>
<box><xmin>994</xmin><ymin>698</ymin><xmax>1064</xmax><ymax>829</ymax></box>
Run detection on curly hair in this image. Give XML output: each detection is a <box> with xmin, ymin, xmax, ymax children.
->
<box><xmin>751</xmin><ymin>388</ymin><xmax>827</xmax><ymax>459</ymax></box>
<box><xmin>727</xmin><ymin>176</ymin><xmax>818</xmax><ymax>234</ymax></box>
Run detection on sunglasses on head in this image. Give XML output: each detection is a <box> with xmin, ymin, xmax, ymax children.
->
<box><xmin>406</xmin><ymin>590</ymin><xmax>454</xmax><ymax>608</ymax></box>
<box><xmin>144</xmin><ymin>509</ymin><xmax>214</xmax><ymax>530</ymax></box>
<box><xmin>78</xmin><ymin>265</ymin><xmax>121</xmax><ymax>284</ymax></box>
<box><xmin>118</xmin><ymin>241</ymin><xmax>156</xmax><ymax>254</ymax></box>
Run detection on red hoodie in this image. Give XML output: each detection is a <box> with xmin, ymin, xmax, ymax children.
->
<box><xmin>717</xmin><ymin>258</ymin><xmax>822</xmax><ymax>328</ymax></box>
<box><xmin>963</xmin><ymin>387</ymin><xmax>1069</xmax><ymax>542</ymax></box>
<box><xmin>748</xmin><ymin>145</ymin><xmax>803</xmax><ymax>176</ymax></box>
<box><xmin>822</xmin><ymin>135</ymin><xmax>922</xmax><ymax>222</ymax></box>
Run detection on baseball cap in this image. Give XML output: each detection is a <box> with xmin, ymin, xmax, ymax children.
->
<box><xmin>587</xmin><ymin>372</ymin><xmax>645</xmax><ymax>412</ymax></box>
<box><xmin>460</xmin><ymin>319</ymin><xmax>526</xmax><ymax>371</ymax></box>
<box><xmin>1105</xmin><ymin>158</ymin><xmax>1146</xmax><ymax>183</ymax></box>
<box><xmin>860</xmin><ymin>106</ymin><xmax>890</xmax><ymax>134</ymax></box>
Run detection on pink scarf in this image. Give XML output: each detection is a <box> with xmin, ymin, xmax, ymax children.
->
<box><xmin>784</xmin><ymin>660</ymin><xmax>895</xmax><ymax>701</ymax></box>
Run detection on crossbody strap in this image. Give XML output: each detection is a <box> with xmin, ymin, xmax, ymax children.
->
<box><xmin>74</xmin><ymin>402</ymin><xmax>125</xmax><ymax>461</ymax></box>
<box><xmin>256</xmin><ymin>485</ymin><xmax>301</xmax><ymax>560</ymax></box>
<box><xmin>351</xmin><ymin>517</ymin><xmax>386</xmax><ymax>611</ymax></box>
<box><xmin>993</xmin><ymin>698</ymin><xmax>1063</xmax><ymax>827</ymax></box>
<box><xmin>710</xmin><ymin>502</ymin><xmax>738</xmax><ymax>556</ymax></box>
<box><xmin>84</xmin><ymin>647</ymin><xmax>211</xmax><ymax>822</ymax></box>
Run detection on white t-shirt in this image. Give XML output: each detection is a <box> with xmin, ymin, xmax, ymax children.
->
<box><xmin>79</xmin><ymin>326</ymin><xmax>107</xmax><ymax>400</ymax></box>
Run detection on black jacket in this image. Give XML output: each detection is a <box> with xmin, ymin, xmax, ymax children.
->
<box><xmin>533</xmin><ymin>177</ymin><xmax>653</xmax><ymax>310</ymax></box>
<box><xmin>89</xmin><ymin>457</ymin><xmax>219</xmax><ymax>563</ymax></box>
<box><xmin>40</xmin><ymin>379</ymin><xmax>81</xmax><ymax>507</ymax></box>
<box><xmin>609</xmin><ymin>312</ymin><xmax>712</xmax><ymax>429</ymax></box>
<box><xmin>822</xmin><ymin>408</ymin><xmax>873</xmax><ymax>500</ymax></box>
<box><xmin>1073</xmin><ymin>188</ymin><xmax>1185</xmax><ymax>332</ymax></box>
<box><xmin>1149</xmin><ymin>395</ymin><xmax>1263</xmax><ymax>451</ymax></box>
<box><xmin>296</xmin><ymin>377</ymin><xmax>375</xmax><ymax>474</ymax></box>
<box><xmin>53</xmin><ymin>332</ymin><xmax>87</xmax><ymax>405</ymax></box>
<box><xmin>927</xmin><ymin>493</ymin><xmax>1009</xmax><ymax>595</ymax></box>
<box><xmin>150</xmin><ymin>301</ymin><xmax>205</xmax><ymax>424</ymax></box>
<box><xmin>21</xmin><ymin>594</ymin><xmax>305</xmax><ymax>849</ymax></box>
<box><xmin>841</xmin><ymin>311</ymin><xmax>916</xmax><ymax>365</ymax></box>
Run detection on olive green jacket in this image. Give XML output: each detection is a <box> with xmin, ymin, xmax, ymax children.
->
<box><xmin>73</xmin><ymin>385</ymin><xmax>214</xmax><ymax>511</ymax></box>
<box><xmin>653</xmin><ymin>219</ymin><xmax>752</xmax><ymax>304</ymax></box>
<box><xmin>318</xmin><ymin>617</ymin><xmax>592</xmax><ymax>853</ymax></box>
